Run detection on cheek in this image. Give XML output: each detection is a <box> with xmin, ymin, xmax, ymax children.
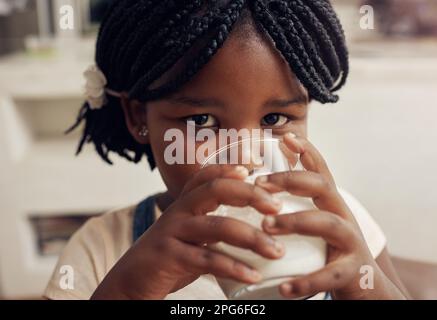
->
<box><xmin>158</xmin><ymin>163</ymin><xmax>200</xmax><ymax>198</ymax></box>
<box><xmin>148</xmin><ymin>130</ymin><xmax>203</xmax><ymax>198</ymax></box>
<box><xmin>291</xmin><ymin>118</ymin><xmax>308</xmax><ymax>138</ymax></box>
<box><xmin>146</xmin><ymin>108</ymin><xmax>212</xmax><ymax>196</ymax></box>
<box><xmin>297</xmin><ymin>123</ymin><xmax>308</xmax><ymax>138</ymax></box>
<box><xmin>149</xmin><ymin>130</ymin><xmax>223</xmax><ymax>197</ymax></box>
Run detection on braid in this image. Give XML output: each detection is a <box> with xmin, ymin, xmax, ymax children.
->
<box><xmin>112</xmin><ymin>0</ymin><xmax>179</xmax><ymax>85</ymax></box>
<box><xmin>304</xmin><ymin>0</ymin><xmax>349</xmax><ymax>91</ymax></box>
<box><xmin>270</xmin><ymin>1</ymin><xmax>335</xmax><ymax>88</ymax></box>
<box><xmin>128</xmin><ymin>4</ymin><xmax>220</xmax><ymax>93</ymax></box>
<box><xmin>128</xmin><ymin>1</ymin><xmax>204</xmax><ymax>81</ymax></box>
<box><xmin>252</xmin><ymin>0</ymin><xmax>338</xmax><ymax>102</ymax></box>
<box><xmin>128</xmin><ymin>13</ymin><xmax>215</xmax><ymax>96</ymax></box>
<box><xmin>70</xmin><ymin>0</ymin><xmax>349</xmax><ymax>168</ymax></box>
<box><xmin>97</xmin><ymin>0</ymin><xmax>147</xmax><ymax>68</ymax></box>
<box><xmin>288</xmin><ymin>0</ymin><xmax>342</xmax><ymax>81</ymax></box>
<box><xmin>131</xmin><ymin>0</ymin><xmax>245</xmax><ymax>101</ymax></box>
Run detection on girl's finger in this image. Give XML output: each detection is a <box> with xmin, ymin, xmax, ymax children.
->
<box><xmin>255</xmin><ymin>171</ymin><xmax>350</xmax><ymax>218</ymax></box>
<box><xmin>181</xmin><ymin>164</ymin><xmax>249</xmax><ymax>196</ymax></box>
<box><xmin>278</xmin><ymin>258</ymin><xmax>358</xmax><ymax>299</ymax></box>
<box><xmin>177</xmin><ymin>215</ymin><xmax>285</xmax><ymax>260</ymax></box>
<box><xmin>262</xmin><ymin>210</ymin><xmax>359</xmax><ymax>251</ymax></box>
<box><xmin>283</xmin><ymin>133</ymin><xmax>335</xmax><ymax>182</ymax></box>
<box><xmin>181</xmin><ymin>178</ymin><xmax>283</xmax><ymax>216</ymax></box>
<box><xmin>172</xmin><ymin>240</ymin><xmax>264</xmax><ymax>284</ymax></box>
<box><xmin>278</xmin><ymin>140</ymin><xmax>299</xmax><ymax>168</ymax></box>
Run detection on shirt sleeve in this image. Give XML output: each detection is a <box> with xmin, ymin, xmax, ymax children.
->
<box><xmin>338</xmin><ymin>188</ymin><xmax>387</xmax><ymax>258</ymax></box>
<box><xmin>43</xmin><ymin>217</ymin><xmax>107</xmax><ymax>300</ymax></box>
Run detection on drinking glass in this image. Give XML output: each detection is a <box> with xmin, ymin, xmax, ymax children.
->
<box><xmin>202</xmin><ymin>137</ymin><xmax>327</xmax><ymax>300</ymax></box>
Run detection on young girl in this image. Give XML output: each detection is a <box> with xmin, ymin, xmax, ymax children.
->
<box><xmin>44</xmin><ymin>0</ymin><xmax>409</xmax><ymax>300</ymax></box>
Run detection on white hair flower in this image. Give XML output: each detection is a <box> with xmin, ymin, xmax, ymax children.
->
<box><xmin>83</xmin><ymin>65</ymin><xmax>108</xmax><ymax>109</ymax></box>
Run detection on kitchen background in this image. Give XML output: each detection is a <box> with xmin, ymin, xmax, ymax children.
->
<box><xmin>0</xmin><ymin>0</ymin><xmax>436</xmax><ymax>299</ymax></box>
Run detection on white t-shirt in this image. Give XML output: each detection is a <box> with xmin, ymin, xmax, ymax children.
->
<box><xmin>44</xmin><ymin>189</ymin><xmax>386</xmax><ymax>300</ymax></box>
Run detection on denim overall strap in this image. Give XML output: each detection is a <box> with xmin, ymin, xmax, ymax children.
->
<box><xmin>133</xmin><ymin>195</ymin><xmax>157</xmax><ymax>242</ymax></box>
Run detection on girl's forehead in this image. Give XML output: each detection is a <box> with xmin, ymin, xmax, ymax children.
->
<box><xmin>177</xmin><ymin>34</ymin><xmax>307</xmax><ymax>99</ymax></box>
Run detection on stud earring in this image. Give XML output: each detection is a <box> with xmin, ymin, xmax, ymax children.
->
<box><xmin>138</xmin><ymin>125</ymin><xmax>149</xmax><ymax>137</ymax></box>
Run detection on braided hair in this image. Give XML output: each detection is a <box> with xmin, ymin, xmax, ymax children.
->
<box><xmin>68</xmin><ymin>0</ymin><xmax>349</xmax><ymax>169</ymax></box>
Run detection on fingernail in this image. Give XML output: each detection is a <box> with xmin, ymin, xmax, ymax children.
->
<box><xmin>274</xmin><ymin>240</ymin><xmax>285</xmax><ymax>254</ymax></box>
<box><xmin>284</xmin><ymin>133</ymin><xmax>304</xmax><ymax>153</ymax></box>
<box><xmin>260</xmin><ymin>193</ymin><xmax>282</xmax><ymax>210</ymax></box>
<box><xmin>267</xmin><ymin>200</ymin><xmax>282</xmax><ymax>212</ymax></box>
<box><xmin>266</xmin><ymin>237</ymin><xmax>285</xmax><ymax>255</ymax></box>
<box><xmin>271</xmin><ymin>197</ymin><xmax>282</xmax><ymax>209</ymax></box>
<box><xmin>255</xmin><ymin>175</ymin><xmax>268</xmax><ymax>185</ymax></box>
<box><xmin>245</xmin><ymin>268</ymin><xmax>262</xmax><ymax>281</ymax></box>
<box><xmin>263</xmin><ymin>215</ymin><xmax>276</xmax><ymax>228</ymax></box>
<box><xmin>285</xmin><ymin>132</ymin><xmax>297</xmax><ymax>139</ymax></box>
<box><xmin>281</xmin><ymin>283</ymin><xmax>293</xmax><ymax>294</ymax></box>
<box><xmin>234</xmin><ymin>165</ymin><xmax>249</xmax><ymax>176</ymax></box>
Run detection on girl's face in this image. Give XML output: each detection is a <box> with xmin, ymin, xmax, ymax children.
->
<box><xmin>123</xmin><ymin>32</ymin><xmax>309</xmax><ymax>200</ymax></box>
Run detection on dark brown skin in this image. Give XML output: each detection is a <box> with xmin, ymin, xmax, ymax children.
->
<box><xmin>91</xmin><ymin>26</ymin><xmax>409</xmax><ymax>300</ymax></box>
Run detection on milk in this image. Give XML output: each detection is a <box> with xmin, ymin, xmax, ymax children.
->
<box><xmin>209</xmin><ymin>191</ymin><xmax>327</xmax><ymax>300</ymax></box>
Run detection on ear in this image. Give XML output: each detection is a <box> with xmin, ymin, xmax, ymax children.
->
<box><xmin>120</xmin><ymin>93</ymin><xmax>149</xmax><ymax>144</ymax></box>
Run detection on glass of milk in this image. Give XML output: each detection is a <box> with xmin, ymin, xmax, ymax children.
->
<box><xmin>202</xmin><ymin>137</ymin><xmax>327</xmax><ymax>300</ymax></box>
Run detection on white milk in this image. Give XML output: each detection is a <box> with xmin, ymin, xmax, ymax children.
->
<box><xmin>209</xmin><ymin>191</ymin><xmax>327</xmax><ymax>300</ymax></box>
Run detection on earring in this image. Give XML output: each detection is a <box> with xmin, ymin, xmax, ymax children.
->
<box><xmin>138</xmin><ymin>125</ymin><xmax>149</xmax><ymax>137</ymax></box>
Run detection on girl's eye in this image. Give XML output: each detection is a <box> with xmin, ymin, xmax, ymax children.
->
<box><xmin>261</xmin><ymin>114</ymin><xmax>290</xmax><ymax>127</ymax></box>
<box><xmin>185</xmin><ymin>114</ymin><xmax>218</xmax><ymax>127</ymax></box>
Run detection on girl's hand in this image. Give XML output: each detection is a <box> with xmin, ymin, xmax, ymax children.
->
<box><xmin>91</xmin><ymin>164</ymin><xmax>285</xmax><ymax>300</ymax></box>
<box><xmin>255</xmin><ymin>133</ymin><xmax>407</xmax><ymax>300</ymax></box>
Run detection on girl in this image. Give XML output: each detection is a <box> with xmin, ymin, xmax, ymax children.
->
<box><xmin>44</xmin><ymin>0</ymin><xmax>409</xmax><ymax>300</ymax></box>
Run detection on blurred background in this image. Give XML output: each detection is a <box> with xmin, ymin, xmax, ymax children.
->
<box><xmin>0</xmin><ymin>0</ymin><xmax>436</xmax><ymax>299</ymax></box>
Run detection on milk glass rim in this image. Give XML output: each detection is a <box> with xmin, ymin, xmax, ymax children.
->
<box><xmin>200</xmin><ymin>137</ymin><xmax>281</xmax><ymax>169</ymax></box>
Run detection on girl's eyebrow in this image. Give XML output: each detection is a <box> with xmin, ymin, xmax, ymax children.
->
<box><xmin>264</xmin><ymin>95</ymin><xmax>308</xmax><ymax>108</ymax></box>
<box><xmin>167</xmin><ymin>96</ymin><xmax>226</xmax><ymax>108</ymax></box>
<box><xmin>167</xmin><ymin>94</ymin><xmax>308</xmax><ymax>108</ymax></box>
